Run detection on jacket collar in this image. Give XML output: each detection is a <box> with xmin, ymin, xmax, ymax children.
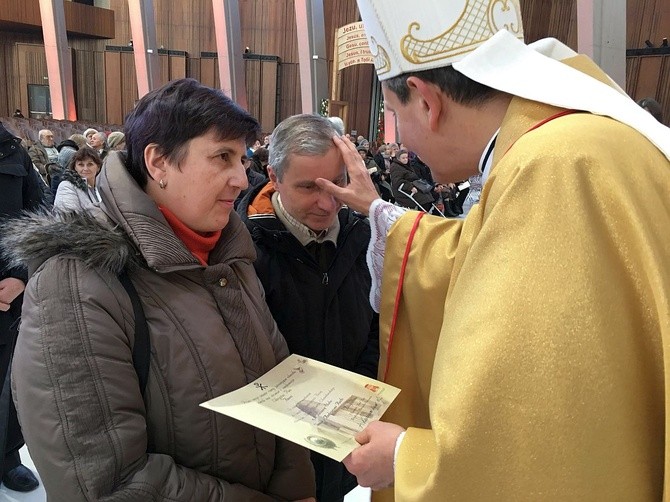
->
<box><xmin>99</xmin><ymin>151</ymin><xmax>255</xmax><ymax>273</ymax></box>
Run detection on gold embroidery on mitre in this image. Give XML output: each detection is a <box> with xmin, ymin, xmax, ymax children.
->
<box><xmin>400</xmin><ymin>0</ymin><xmax>522</xmax><ymax>64</ymax></box>
<box><xmin>488</xmin><ymin>0</ymin><xmax>522</xmax><ymax>35</ymax></box>
<box><xmin>369</xmin><ymin>36</ymin><xmax>391</xmax><ymax>75</ymax></box>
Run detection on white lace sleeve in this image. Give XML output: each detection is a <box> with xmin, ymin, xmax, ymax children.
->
<box><xmin>366</xmin><ymin>199</ymin><xmax>409</xmax><ymax>312</ymax></box>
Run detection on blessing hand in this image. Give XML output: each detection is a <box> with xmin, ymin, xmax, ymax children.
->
<box><xmin>316</xmin><ymin>136</ymin><xmax>381</xmax><ymax>216</ymax></box>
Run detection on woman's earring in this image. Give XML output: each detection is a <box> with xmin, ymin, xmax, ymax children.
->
<box><xmin>159</xmin><ymin>179</ymin><xmax>167</xmax><ymax>189</ymax></box>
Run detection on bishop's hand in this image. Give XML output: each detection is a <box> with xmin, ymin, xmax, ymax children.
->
<box><xmin>342</xmin><ymin>420</ymin><xmax>405</xmax><ymax>491</ymax></box>
<box><xmin>316</xmin><ymin>135</ymin><xmax>381</xmax><ymax>216</ymax></box>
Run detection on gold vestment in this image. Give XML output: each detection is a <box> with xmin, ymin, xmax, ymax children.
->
<box><xmin>376</xmin><ymin>57</ymin><xmax>670</xmax><ymax>501</ymax></box>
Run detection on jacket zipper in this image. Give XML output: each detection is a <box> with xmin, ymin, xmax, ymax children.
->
<box><xmin>322</xmin><ymin>272</ymin><xmax>329</xmax><ymax>286</ymax></box>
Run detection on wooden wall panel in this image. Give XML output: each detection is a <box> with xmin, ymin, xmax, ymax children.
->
<box><xmin>259</xmin><ymin>60</ymin><xmax>279</xmax><ymax>133</ymax></box>
<box><xmin>159</xmin><ymin>54</ymin><xmax>170</xmax><ymax>87</ymax></box>
<box><xmin>245</xmin><ymin>58</ymin><xmax>278</xmax><ymax>133</ymax></box>
<box><xmin>627</xmin><ymin>55</ymin><xmax>670</xmax><ymax>124</ymax></box>
<box><xmin>278</xmin><ymin>63</ymin><xmax>301</xmax><ymax>122</ymax></box>
<box><xmin>635</xmin><ymin>57</ymin><xmax>664</xmax><ymax>98</ymax></box>
<box><xmin>186</xmin><ymin>57</ymin><xmax>201</xmax><ymax>83</ymax></box>
<box><xmin>17</xmin><ymin>43</ymin><xmax>49</xmax><ymax>118</ymax></box>
<box><xmin>170</xmin><ymin>56</ymin><xmax>187</xmax><ymax>80</ymax></box>
<box><xmin>0</xmin><ymin>32</ymin><xmax>49</xmax><ymax>117</ymax></box>
<box><xmin>74</xmin><ymin>49</ymin><xmax>107</xmax><ymax>123</ymax></box>
<box><xmin>246</xmin><ymin>59</ymin><xmax>261</xmax><ymax>123</ymax></box>
<box><xmin>108</xmin><ymin>0</ymin><xmax>216</xmax><ymax>56</ymax></box>
<box><xmin>121</xmin><ymin>52</ymin><xmax>138</xmax><ymax>120</ymax></box>
<box><xmin>104</xmin><ymin>49</ymin><xmax>138</xmax><ymax>125</ymax></box>
<box><xmin>104</xmin><ymin>51</ymin><xmax>123</xmax><ymax>125</ymax></box>
<box><xmin>627</xmin><ymin>0</ymin><xmax>670</xmax><ymax>50</ymax></box>
<box><xmin>520</xmin><ymin>0</ymin><xmax>577</xmax><ymax>48</ymax></box>
<box><xmin>108</xmin><ymin>0</ymin><xmax>131</xmax><ymax>49</ymax></box>
<box><xmin>240</xmin><ymin>0</ymin><xmax>299</xmax><ymax>61</ymax></box>
<box><xmin>0</xmin><ymin>0</ymin><xmax>114</xmax><ymax>39</ymax></box>
<box><xmin>199</xmin><ymin>58</ymin><xmax>218</xmax><ymax>89</ymax></box>
<box><xmin>0</xmin><ymin>37</ymin><xmax>16</xmax><ymax>116</ymax></box>
<box><xmin>239</xmin><ymin>0</ymin><xmax>301</xmax><ymax>127</ymax></box>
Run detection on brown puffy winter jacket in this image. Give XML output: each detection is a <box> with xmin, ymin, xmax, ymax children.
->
<box><xmin>2</xmin><ymin>152</ymin><xmax>315</xmax><ymax>501</ymax></box>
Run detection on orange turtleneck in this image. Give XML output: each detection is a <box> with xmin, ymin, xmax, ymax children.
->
<box><xmin>159</xmin><ymin>206</ymin><xmax>221</xmax><ymax>266</ymax></box>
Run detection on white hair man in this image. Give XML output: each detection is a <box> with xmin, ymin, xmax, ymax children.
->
<box><xmin>28</xmin><ymin>129</ymin><xmax>58</xmax><ymax>180</ymax></box>
<box><xmin>88</xmin><ymin>131</ymin><xmax>108</xmax><ymax>159</ymax></box>
<box><xmin>317</xmin><ymin>1</ymin><xmax>670</xmax><ymax>500</ymax></box>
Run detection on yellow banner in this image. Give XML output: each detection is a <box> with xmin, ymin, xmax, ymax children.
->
<box><xmin>335</xmin><ymin>21</ymin><xmax>374</xmax><ymax>72</ymax></box>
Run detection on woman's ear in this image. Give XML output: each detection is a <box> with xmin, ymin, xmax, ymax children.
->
<box><xmin>144</xmin><ymin>143</ymin><xmax>167</xmax><ymax>182</ymax></box>
<box><xmin>406</xmin><ymin>77</ymin><xmax>444</xmax><ymax>132</ymax></box>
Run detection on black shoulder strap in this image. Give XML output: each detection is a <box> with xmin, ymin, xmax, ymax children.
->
<box><xmin>118</xmin><ymin>270</ymin><xmax>151</xmax><ymax>397</ymax></box>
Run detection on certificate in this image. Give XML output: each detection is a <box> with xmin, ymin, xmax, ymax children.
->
<box><xmin>200</xmin><ymin>354</ymin><xmax>401</xmax><ymax>461</ymax></box>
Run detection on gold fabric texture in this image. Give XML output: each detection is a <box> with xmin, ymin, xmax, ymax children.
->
<box><xmin>376</xmin><ymin>65</ymin><xmax>670</xmax><ymax>500</ymax></box>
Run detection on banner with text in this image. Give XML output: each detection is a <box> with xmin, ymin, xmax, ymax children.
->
<box><xmin>335</xmin><ymin>21</ymin><xmax>374</xmax><ymax>72</ymax></box>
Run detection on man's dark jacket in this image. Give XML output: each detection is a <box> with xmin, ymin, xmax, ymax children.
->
<box><xmin>237</xmin><ymin>181</ymin><xmax>379</xmax><ymax>501</ymax></box>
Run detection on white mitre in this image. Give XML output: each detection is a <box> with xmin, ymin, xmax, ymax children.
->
<box><xmin>356</xmin><ymin>0</ymin><xmax>670</xmax><ymax>160</ymax></box>
<box><xmin>356</xmin><ymin>0</ymin><xmax>524</xmax><ymax>80</ymax></box>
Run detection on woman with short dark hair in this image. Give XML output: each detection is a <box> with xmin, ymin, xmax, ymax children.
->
<box><xmin>2</xmin><ymin>78</ymin><xmax>316</xmax><ymax>501</ymax></box>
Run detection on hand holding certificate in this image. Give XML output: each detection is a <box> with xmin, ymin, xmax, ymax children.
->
<box><xmin>200</xmin><ymin>354</ymin><xmax>401</xmax><ymax>461</ymax></box>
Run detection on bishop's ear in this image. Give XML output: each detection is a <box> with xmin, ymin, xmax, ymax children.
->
<box><xmin>406</xmin><ymin>76</ymin><xmax>444</xmax><ymax>132</ymax></box>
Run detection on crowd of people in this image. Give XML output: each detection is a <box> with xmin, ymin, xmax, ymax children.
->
<box><xmin>0</xmin><ymin>124</ymin><xmax>126</xmax><ymax>494</ymax></box>
<box><xmin>0</xmin><ymin>0</ymin><xmax>668</xmax><ymax>500</ymax></box>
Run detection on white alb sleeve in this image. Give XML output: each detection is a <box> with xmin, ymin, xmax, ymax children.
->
<box><xmin>366</xmin><ymin>199</ymin><xmax>408</xmax><ymax>313</ymax></box>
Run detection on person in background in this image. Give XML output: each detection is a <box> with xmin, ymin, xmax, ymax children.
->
<box><xmin>390</xmin><ymin>149</ymin><xmax>434</xmax><ymax>211</ymax></box>
<box><xmin>234</xmin><ymin>152</ymin><xmax>267</xmax><ymax>210</ymax></box>
<box><xmin>54</xmin><ymin>147</ymin><xmax>103</xmax><ymax>214</ymax></box>
<box><xmin>249</xmin><ymin>146</ymin><xmax>269</xmax><ymax>177</ymax></box>
<box><xmin>328</xmin><ymin>117</ymin><xmax>345</xmax><ymax>135</ymax></box>
<box><xmin>89</xmin><ymin>131</ymin><xmax>108</xmax><ymax>159</ymax></box>
<box><xmin>106</xmin><ymin>131</ymin><xmax>126</xmax><ymax>151</ymax></box>
<box><xmin>372</xmin><ymin>144</ymin><xmax>393</xmax><ymax>203</ymax></box>
<box><xmin>49</xmin><ymin>134</ymin><xmax>87</xmax><ymax>194</ymax></box>
<box><xmin>237</xmin><ymin>114</ymin><xmax>379</xmax><ymax>502</ymax></box>
<box><xmin>69</xmin><ymin>133</ymin><xmax>88</xmax><ymax>150</ymax></box>
<box><xmin>387</xmin><ymin>142</ymin><xmax>399</xmax><ymax>161</ymax></box>
<box><xmin>1</xmin><ymin>78</ymin><xmax>315</xmax><ymax>501</ymax></box>
<box><xmin>83</xmin><ymin>128</ymin><xmax>98</xmax><ymax>146</ymax></box>
<box><xmin>28</xmin><ymin>129</ymin><xmax>58</xmax><ymax>181</ymax></box>
<box><xmin>316</xmin><ymin>0</ymin><xmax>670</xmax><ymax>499</ymax></box>
<box><xmin>246</xmin><ymin>138</ymin><xmax>261</xmax><ymax>158</ymax></box>
<box><xmin>0</xmin><ymin>121</ymin><xmax>41</xmax><ymax>493</ymax></box>
<box><xmin>357</xmin><ymin>144</ymin><xmax>379</xmax><ymax>174</ymax></box>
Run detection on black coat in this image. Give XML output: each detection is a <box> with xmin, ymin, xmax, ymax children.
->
<box><xmin>389</xmin><ymin>159</ymin><xmax>434</xmax><ymax>209</ymax></box>
<box><xmin>238</xmin><ymin>182</ymin><xmax>379</xmax><ymax>501</ymax></box>
<box><xmin>0</xmin><ymin>122</ymin><xmax>45</xmax><ymax>468</ymax></box>
<box><xmin>0</xmin><ymin>123</ymin><xmax>43</xmax><ymax>285</ymax></box>
<box><xmin>0</xmin><ymin>122</ymin><xmax>44</xmax><ymax>344</ymax></box>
